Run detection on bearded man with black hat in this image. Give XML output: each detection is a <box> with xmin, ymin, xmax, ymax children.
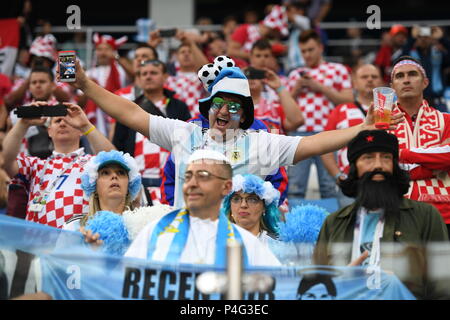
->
<box><xmin>314</xmin><ymin>129</ymin><xmax>449</xmax><ymax>299</ymax></box>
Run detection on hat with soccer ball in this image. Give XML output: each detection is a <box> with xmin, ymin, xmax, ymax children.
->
<box><xmin>197</xmin><ymin>56</ymin><xmax>254</xmax><ymax>130</ymax></box>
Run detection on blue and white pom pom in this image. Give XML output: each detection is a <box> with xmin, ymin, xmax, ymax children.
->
<box><xmin>85</xmin><ymin>211</ymin><xmax>130</xmax><ymax>256</ymax></box>
<box><xmin>277</xmin><ymin>204</ymin><xmax>329</xmax><ymax>244</ymax></box>
<box><xmin>80</xmin><ymin>150</ymin><xmax>142</xmax><ymax>201</ymax></box>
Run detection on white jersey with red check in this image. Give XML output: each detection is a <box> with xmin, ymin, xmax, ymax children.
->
<box><xmin>134</xmin><ymin>132</ymin><xmax>170</xmax><ymax>180</ymax></box>
<box><xmin>166</xmin><ymin>72</ymin><xmax>206</xmax><ymax>117</ymax></box>
<box><xmin>115</xmin><ymin>84</ymin><xmax>138</xmax><ymax>101</ymax></box>
<box><xmin>324</xmin><ymin>102</ymin><xmax>368</xmax><ymax>173</ymax></box>
<box><xmin>17</xmin><ymin>148</ymin><xmax>91</xmax><ymax>228</ymax></box>
<box><xmin>287</xmin><ymin>62</ymin><xmax>352</xmax><ymax>132</ymax></box>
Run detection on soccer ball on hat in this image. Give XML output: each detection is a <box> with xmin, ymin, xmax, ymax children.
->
<box><xmin>214</xmin><ymin>55</ymin><xmax>235</xmax><ymax>71</ymax></box>
<box><xmin>198</xmin><ymin>63</ymin><xmax>220</xmax><ymax>90</ymax></box>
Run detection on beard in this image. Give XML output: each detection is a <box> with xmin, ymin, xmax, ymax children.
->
<box><xmin>355</xmin><ymin>170</ymin><xmax>402</xmax><ymax>212</ymax></box>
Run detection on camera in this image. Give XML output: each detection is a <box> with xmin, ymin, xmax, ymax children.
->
<box><xmin>14</xmin><ymin>105</ymin><xmax>68</xmax><ymax>118</ymax></box>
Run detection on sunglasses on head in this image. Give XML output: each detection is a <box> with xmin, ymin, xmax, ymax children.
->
<box><xmin>210</xmin><ymin>97</ymin><xmax>242</xmax><ymax>113</ymax></box>
<box><xmin>140</xmin><ymin>59</ymin><xmax>164</xmax><ymax>67</ymax></box>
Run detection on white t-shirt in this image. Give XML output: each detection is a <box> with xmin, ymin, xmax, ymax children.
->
<box><xmin>125</xmin><ymin>215</ymin><xmax>281</xmax><ymax>267</ymax></box>
<box><xmin>149</xmin><ymin>116</ymin><xmax>302</xmax><ymax>208</ymax></box>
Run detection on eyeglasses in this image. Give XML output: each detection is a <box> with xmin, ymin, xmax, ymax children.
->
<box><xmin>210</xmin><ymin>97</ymin><xmax>242</xmax><ymax>114</ymax></box>
<box><xmin>184</xmin><ymin>170</ymin><xmax>228</xmax><ymax>183</ymax></box>
<box><xmin>230</xmin><ymin>194</ymin><xmax>262</xmax><ymax>206</ymax></box>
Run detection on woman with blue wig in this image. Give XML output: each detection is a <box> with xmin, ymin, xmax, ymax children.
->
<box><xmin>221</xmin><ymin>174</ymin><xmax>282</xmax><ymax>246</ymax></box>
<box><xmin>63</xmin><ymin>150</ymin><xmax>173</xmax><ymax>255</ymax></box>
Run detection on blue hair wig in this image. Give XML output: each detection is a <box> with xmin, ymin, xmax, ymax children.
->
<box><xmin>221</xmin><ymin>174</ymin><xmax>281</xmax><ymax>235</ymax></box>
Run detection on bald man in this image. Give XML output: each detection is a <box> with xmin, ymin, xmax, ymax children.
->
<box><xmin>321</xmin><ymin>64</ymin><xmax>384</xmax><ymax>208</ymax></box>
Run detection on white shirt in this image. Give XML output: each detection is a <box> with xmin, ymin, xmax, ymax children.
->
<box><xmin>149</xmin><ymin>116</ymin><xmax>302</xmax><ymax>208</ymax></box>
<box><xmin>125</xmin><ymin>215</ymin><xmax>281</xmax><ymax>267</ymax></box>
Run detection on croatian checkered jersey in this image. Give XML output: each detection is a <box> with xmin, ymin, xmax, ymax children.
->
<box><xmin>16</xmin><ymin>148</ymin><xmax>91</xmax><ymax>228</ymax></box>
<box><xmin>324</xmin><ymin>102</ymin><xmax>368</xmax><ymax>173</ymax></box>
<box><xmin>166</xmin><ymin>72</ymin><xmax>206</xmax><ymax>117</ymax></box>
<box><xmin>231</xmin><ymin>24</ymin><xmax>262</xmax><ymax>53</ymax></box>
<box><xmin>287</xmin><ymin>62</ymin><xmax>352</xmax><ymax>132</ymax></box>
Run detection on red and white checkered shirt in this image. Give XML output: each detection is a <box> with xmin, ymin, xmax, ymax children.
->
<box><xmin>231</xmin><ymin>24</ymin><xmax>262</xmax><ymax>53</ymax></box>
<box><xmin>134</xmin><ymin>132</ymin><xmax>170</xmax><ymax>180</ymax></box>
<box><xmin>324</xmin><ymin>102</ymin><xmax>368</xmax><ymax>173</ymax></box>
<box><xmin>254</xmin><ymin>96</ymin><xmax>286</xmax><ymax>134</ymax></box>
<box><xmin>287</xmin><ymin>62</ymin><xmax>352</xmax><ymax>132</ymax></box>
<box><xmin>115</xmin><ymin>84</ymin><xmax>138</xmax><ymax>101</ymax></box>
<box><xmin>166</xmin><ymin>72</ymin><xmax>206</xmax><ymax>117</ymax></box>
<box><xmin>17</xmin><ymin>148</ymin><xmax>91</xmax><ymax>228</ymax></box>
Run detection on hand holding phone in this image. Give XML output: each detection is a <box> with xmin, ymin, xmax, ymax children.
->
<box><xmin>58</xmin><ymin>51</ymin><xmax>76</xmax><ymax>83</ymax></box>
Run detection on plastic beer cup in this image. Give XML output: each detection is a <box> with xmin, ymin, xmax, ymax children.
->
<box><xmin>373</xmin><ymin>87</ymin><xmax>395</xmax><ymax>129</ymax></box>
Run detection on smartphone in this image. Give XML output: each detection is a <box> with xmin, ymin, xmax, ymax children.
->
<box><xmin>58</xmin><ymin>50</ymin><xmax>76</xmax><ymax>82</ymax></box>
<box><xmin>14</xmin><ymin>105</ymin><xmax>68</xmax><ymax>118</ymax></box>
<box><xmin>244</xmin><ymin>67</ymin><xmax>266</xmax><ymax>79</ymax></box>
<box><xmin>159</xmin><ymin>28</ymin><xmax>177</xmax><ymax>38</ymax></box>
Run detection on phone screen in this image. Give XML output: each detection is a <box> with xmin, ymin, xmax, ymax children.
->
<box><xmin>59</xmin><ymin>52</ymin><xmax>76</xmax><ymax>82</ymax></box>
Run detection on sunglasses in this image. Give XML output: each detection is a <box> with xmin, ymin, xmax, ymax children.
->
<box><xmin>210</xmin><ymin>97</ymin><xmax>242</xmax><ymax>113</ymax></box>
<box><xmin>140</xmin><ymin>59</ymin><xmax>164</xmax><ymax>67</ymax></box>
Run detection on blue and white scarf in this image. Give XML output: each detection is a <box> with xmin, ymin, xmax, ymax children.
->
<box><xmin>147</xmin><ymin>208</ymin><xmax>249</xmax><ymax>267</ymax></box>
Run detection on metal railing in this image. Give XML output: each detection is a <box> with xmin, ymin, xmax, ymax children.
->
<box><xmin>35</xmin><ymin>20</ymin><xmax>450</xmax><ymax>68</ymax></box>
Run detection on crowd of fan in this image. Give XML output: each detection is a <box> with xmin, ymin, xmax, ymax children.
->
<box><xmin>1</xmin><ymin>0</ymin><xmax>450</xmax><ymax>300</ymax></box>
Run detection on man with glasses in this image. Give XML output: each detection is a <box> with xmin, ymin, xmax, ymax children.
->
<box><xmin>68</xmin><ymin>58</ymin><xmax>404</xmax><ymax>209</ymax></box>
<box><xmin>112</xmin><ymin>59</ymin><xmax>190</xmax><ymax>205</ymax></box>
<box><xmin>125</xmin><ymin>149</ymin><xmax>281</xmax><ymax>266</ymax></box>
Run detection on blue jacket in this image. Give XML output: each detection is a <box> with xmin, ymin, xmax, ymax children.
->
<box><xmin>160</xmin><ymin>114</ymin><xmax>289</xmax><ymax>206</ymax></box>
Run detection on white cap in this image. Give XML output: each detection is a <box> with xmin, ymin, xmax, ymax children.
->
<box><xmin>188</xmin><ymin>149</ymin><xmax>230</xmax><ymax>165</ymax></box>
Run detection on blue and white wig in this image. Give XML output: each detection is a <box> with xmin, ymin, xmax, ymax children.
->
<box><xmin>81</xmin><ymin>150</ymin><xmax>142</xmax><ymax>201</ymax></box>
<box><xmin>221</xmin><ymin>174</ymin><xmax>281</xmax><ymax>235</ymax></box>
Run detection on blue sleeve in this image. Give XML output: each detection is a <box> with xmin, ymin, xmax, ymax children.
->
<box><xmin>160</xmin><ymin>153</ymin><xmax>175</xmax><ymax>206</ymax></box>
<box><xmin>264</xmin><ymin>166</ymin><xmax>288</xmax><ymax>205</ymax></box>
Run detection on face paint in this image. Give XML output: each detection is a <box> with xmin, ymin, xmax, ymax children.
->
<box><xmin>230</xmin><ymin>113</ymin><xmax>241</xmax><ymax>122</ymax></box>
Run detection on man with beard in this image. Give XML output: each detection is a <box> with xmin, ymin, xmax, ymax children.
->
<box><xmin>313</xmin><ymin>130</ymin><xmax>449</xmax><ymax>299</ymax></box>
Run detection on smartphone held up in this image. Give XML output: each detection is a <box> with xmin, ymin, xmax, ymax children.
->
<box><xmin>58</xmin><ymin>50</ymin><xmax>76</xmax><ymax>82</ymax></box>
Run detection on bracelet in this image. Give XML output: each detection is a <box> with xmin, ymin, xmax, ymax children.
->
<box><xmin>276</xmin><ymin>85</ymin><xmax>286</xmax><ymax>94</ymax></box>
<box><xmin>83</xmin><ymin>125</ymin><xmax>96</xmax><ymax>136</ymax></box>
